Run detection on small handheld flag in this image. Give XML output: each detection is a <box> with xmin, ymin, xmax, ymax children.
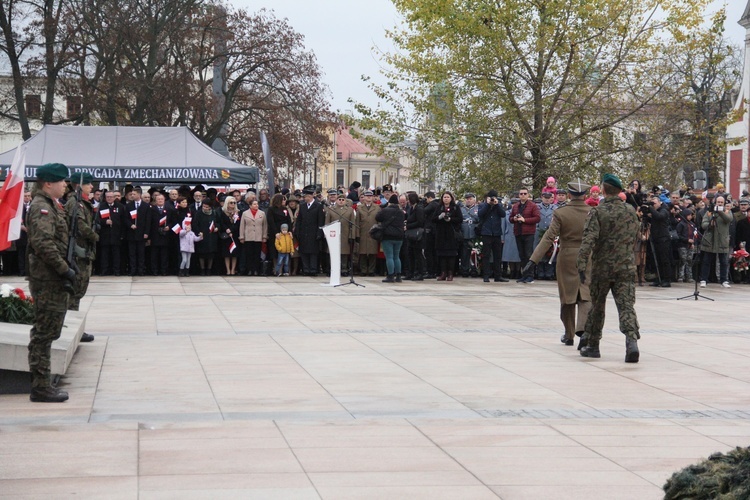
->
<box><xmin>171</xmin><ymin>223</ymin><xmax>182</xmax><ymax>234</ymax></box>
<box><xmin>99</xmin><ymin>208</ymin><xmax>111</xmax><ymax>219</ymax></box>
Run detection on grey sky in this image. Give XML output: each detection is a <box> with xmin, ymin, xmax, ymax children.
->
<box><xmin>240</xmin><ymin>0</ymin><xmax>746</xmax><ymax>113</ymax></box>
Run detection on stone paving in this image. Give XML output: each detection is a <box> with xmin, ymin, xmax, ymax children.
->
<box><xmin>1</xmin><ymin>275</ymin><xmax>749</xmax><ymax>499</ymax></box>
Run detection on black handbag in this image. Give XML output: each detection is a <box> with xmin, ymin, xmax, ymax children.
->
<box><xmin>405</xmin><ymin>227</ymin><xmax>424</xmax><ymax>242</ymax></box>
<box><xmin>369</xmin><ymin>223</ymin><xmax>385</xmax><ymax>241</ymax></box>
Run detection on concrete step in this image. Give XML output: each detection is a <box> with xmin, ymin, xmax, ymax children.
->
<box><xmin>0</xmin><ymin>310</ymin><xmax>87</xmax><ymax>377</ymax></box>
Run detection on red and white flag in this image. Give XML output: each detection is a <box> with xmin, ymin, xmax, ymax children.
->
<box><xmin>184</xmin><ymin>216</ymin><xmax>192</xmax><ymax>224</ymax></box>
<box><xmin>209</xmin><ymin>220</ymin><xmax>215</xmax><ymax>232</ymax></box>
<box><xmin>159</xmin><ymin>215</ymin><xmax>167</xmax><ymax>226</ymax></box>
<box><xmin>130</xmin><ymin>209</ymin><xmax>137</xmax><ymax>220</ymax></box>
<box><xmin>171</xmin><ymin>223</ymin><xmax>182</xmax><ymax>234</ymax></box>
<box><xmin>99</xmin><ymin>208</ymin><xmax>111</xmax><ymax>219</ymax></box>
<box><xmin>229</xmin><ymin>238</ymin><xmax>237</xmax><ymax>254</ymax></box>
<box><xmin>0</xmin><ymin>143</ymin><xmax>26</xmax><ymax>251</ymax></box>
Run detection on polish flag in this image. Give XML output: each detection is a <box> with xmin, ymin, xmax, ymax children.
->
<box><xmin>229</xmin><ymin>239</ymin><xmax>237</xmax><ymax>253</ymax></box>
<box><xmin>130</xmin><ymin>209</ymin><xmax>137</xmax><ymax>220</ymax></box>
<box><xmin>184</xmin><ymin>216</ymin><xmax>192</xmax><ymax>224</ymax></box>
<box><xmin>159</xmin><ymin>215</ymin><xmax>167</xmax><ymax>226</ymax></box>
<box><xmin>0</xmin><ymin>144</ymin><xmax>26</xmax><ymax>251</ymax></box>
<box><xmin>171</xmin><ymin>223</ymin><xmax>182</xmax><ymax>234</ymax></box>
<box><xmin>99</xmin><ymin>208</ymin><xmax>111</xmax><ymax>219</ymax></box>
<box><xmin>209</xmin><ymin>220</ymin><xmax>215</xmax><ymax>232</ymax></box>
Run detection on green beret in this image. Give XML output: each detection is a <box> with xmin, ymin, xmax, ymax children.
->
<box><xmin>602</xmin><ymin>173</ymin><xmax>623</xmax><ymax>190</ymax></box>
<box><xmin>37</xmin><ymin>163</ymin><xmax>69</xmax><ymax>182</ymax></box>
<box><xmin>71</xmin><ymin>172</ymin><xmax>94</xmax><ymax>185</ymax></box>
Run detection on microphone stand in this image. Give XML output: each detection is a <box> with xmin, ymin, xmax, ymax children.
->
<box><xmin>331</xmin><ymin>211</ymin><xmax>365</xmax><ymax>288</ymax></box>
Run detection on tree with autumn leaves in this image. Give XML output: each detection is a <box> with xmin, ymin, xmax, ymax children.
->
<box><xmin>0</xmin><ymin>0</ymin><xmax>332</xmax><ymax>182</ymax></box>
<box><xmin>353</xmin><ymin>0</ymin><xmax>741</xmax><ymax>194</ymax></box>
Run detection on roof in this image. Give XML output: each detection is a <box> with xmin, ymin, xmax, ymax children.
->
<box><xmin>0</xmin><ymin>125</ymin><xmax>258</xmax><ymax>184</ymax></box>
<box><xmin>336</xmin><ymin>127</ymin><xmax>375</xmax><ymax>160</ymax></box>
<box><xmin>742</xmin><ymin>0</ymin><xmax>750</xmax><ymax>28</ymax></box>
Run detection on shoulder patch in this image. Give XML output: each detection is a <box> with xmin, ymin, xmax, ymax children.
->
<box><xmin>40</xmin><ymin>209</ymin><xmax>49</xmax><ymax>215</ymax></box>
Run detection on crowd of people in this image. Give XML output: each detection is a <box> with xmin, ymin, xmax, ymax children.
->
<box><xmin>1</xmin><ymin>177</ymin><xmax>748</xmax><ymax>288</ymax></box>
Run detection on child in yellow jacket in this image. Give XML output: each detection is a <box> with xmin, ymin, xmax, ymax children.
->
<box><xmin>274</xmin><ymin>224</ymin><xmax>294</xmax><ymax>276</ymax></box>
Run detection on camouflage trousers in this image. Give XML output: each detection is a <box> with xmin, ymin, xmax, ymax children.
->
<box><xmin>584</xmin><ymin>275</ymin><xmax>640</xmax><ymax>345</ymax></box>
<box><xmin>28</xmin><ymin>280</ymin><xmax>69</xmax><ymax>388</ymax></box>
<box><xmin>69</xmin><ymin>257</ymin><xmax>92</xmax><ymax>311</ymax></box>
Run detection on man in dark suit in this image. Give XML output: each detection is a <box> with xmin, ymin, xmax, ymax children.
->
<box><xmin>189</xmin><ymin>190</ymin><xmax>204</xmax><ymax>215</ymax></box>
<box><xmin>148</xmin><ymin>192</ymin><xmax>173</xmax><ymax>275</ymax></box>
<box><xmin>294</xmin><ymin>187</ymin><xmax>325</xmax><ymax>276</ymax></box>
<box><xmin>96</xmin><ymin>190</ymin><xmax>126</xmax><ymax>275</ymax></box>
<box><xmin>125</xmin><ymin>188</ymin><xmax>150</xmax><ymax>276</ymax></box>
<box><xmin>17</xmin><ymin>191</ymin><xmax>32</xmax><ymax>275</ymax></box>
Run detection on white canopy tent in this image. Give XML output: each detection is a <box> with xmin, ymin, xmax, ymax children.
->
<box><xmin>0</xmin><ymin>125</ymin><xmax>259</xmax><ymax>184</ymax></box>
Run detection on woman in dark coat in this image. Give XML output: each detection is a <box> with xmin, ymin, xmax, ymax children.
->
<box><xmin>405</xmin><ymin>192</ymin><xmax>426</xmax><ymax>280</ymax></box>
<box><xmin>375</xmin><ymin>194</ymin><xmax>406</xmax><ymax>282</ymax></box>
<box><xmin>191</xmin><ymin>198</ymin><xmax>220</xmax><ymax>275</ymax></box>
<box><xmin>266</xmin><ymin>193</ymin><xmax>292</xmax><ymax>268</ymax></box>
<box><xmin>219</xmin><ymin>197</ymin><xmax>242</xmax><ymax>275</ymax></box>
<box><xmin>433</xmin><ymin>191</ymin><xmax>463</xmax><ymax>281</ymax></box>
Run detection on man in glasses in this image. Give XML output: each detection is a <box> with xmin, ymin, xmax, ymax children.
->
<box><xmin>510</xmin><ymin>188</ymin><xmax>540</xmax><ymax>283</ymax></box>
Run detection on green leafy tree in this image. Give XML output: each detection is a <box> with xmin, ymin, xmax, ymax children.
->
<box><xmin>354</xmin><ymin>0</ymin><xmax>710</xmax><ymax>193</ymax></box>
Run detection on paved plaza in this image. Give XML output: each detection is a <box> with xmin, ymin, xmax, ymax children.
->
<box><xmin>1</xmin><ymin>275</ymin><xmax>749</xmax><ymax>499</ymax></box>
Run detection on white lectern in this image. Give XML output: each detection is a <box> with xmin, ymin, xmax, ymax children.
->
<box><xmin>322</xmin><ymin>221</ymin><xmax>341</xmax><ymax>286</ymax></box>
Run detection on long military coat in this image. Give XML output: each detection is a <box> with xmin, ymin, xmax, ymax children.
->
<box><xmin>325</xmin><ymin>205</ymin><xmax>355</xmax><ymax>255</ymax></box>
<box><xmin>530</xmin><ymin>199</ymin><xmax>591</xmax><ymax>304</ymax></box>
<box><xmin>355</xmin><ymin>203</ymin><xmax>380</xmax><ymax>255</ymax></box>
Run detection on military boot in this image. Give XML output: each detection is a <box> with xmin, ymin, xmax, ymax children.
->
<box><xmin>382</xmin><ymin>274</ymin><xmax>395</xmax><ymax>283</ymax></box>
<box><xmin>560</xmin><ymin>335</ymin><xmax>574</xmax><ymax>346</ymax></box>
<box><xmin>625</xmin><ymin>338</ymin><xmax>639</xmax><ymax>363</ymax></box>
<box><xmin>30</xmin><ymin>387</ymin><xmax>69</xmax><ymax>403</ymax></box>
<box><xmin>580</xmin><ymin>341</ymin><xmax>600</xmax><ymax>358</ymax></box>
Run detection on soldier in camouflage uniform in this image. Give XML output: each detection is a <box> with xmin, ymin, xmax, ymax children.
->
<box><xmin>577</xmin><ymin>173</ymin><xmax>641</xmax><ymax>363</ymax></box>
<box><xmin>64</xmin><ymin>173</ymin><xmax>97</xmax><ymax>342</ymax></box>
<box><xmin>26</xmin><ymin>163</ymin><xmax>76</xmax><ymax>402</ymax></box>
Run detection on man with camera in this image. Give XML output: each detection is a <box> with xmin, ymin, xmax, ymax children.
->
<box><xmin>477</xmin><ymin>190</ymin><xmax>507</xmax><ymax>283</ymax></box>
<box><xmin>699</xmin><ymin>196</ymin><xmax>733</xmax><ymax>288</ymax></box>
<box><xmin>643</xmin><ymin>194</ymin><xmax>672</xmax><ymax>287</ymax></box>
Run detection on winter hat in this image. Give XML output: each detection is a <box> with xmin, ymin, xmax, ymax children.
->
<box><xmin>281</xmin><ymin>223</ymin><xmax>289</xmax><ymax>230</ymax></box>
<box><xmin>546</xmin><ymin>176</ymin><xmax>556</xmax><ymax>184</ymax></box>
<box><xmin>388</xmin><ymin>194</ymin><xmax>399</xmax><ymax>204</ymax></box>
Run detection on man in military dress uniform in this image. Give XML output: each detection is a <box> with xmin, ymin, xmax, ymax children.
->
<box><xmin>26</xmin><ymin>163</ymin><xmax>76</xmax><ymax>402</ymax></box>
<box><xmin>64</xmin><ymin>173</ymin><xmax>98</xmax><ymax>343</ymax></box>
<box><xmin>523</xmin><ymin>181</ymin><xmax>593</xmax><ymax>346</ymax></box>
<box><xmin>576</xmin><ymin>173</ymin><xmax>641</xmax><ymax>363</ymax></box>
<box><xmin>324</xmin><ymin>192</ymin><xmax>356</xmax><ymax>276</ymax></box>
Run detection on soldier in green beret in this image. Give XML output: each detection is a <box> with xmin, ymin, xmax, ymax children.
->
<box><xmin>64</xmin><ymin>172</ymin><xmax>98</xmax><ymax>343</ymax></box>
<box><xmin>26</xmin><ymin>163</ymin><xmax>76</xmax><ymax>402</ymax></box>
<box><xmin>577</xmin><ymin>173</ymin><xmax>642</xmax><ymax>363</ymax></box>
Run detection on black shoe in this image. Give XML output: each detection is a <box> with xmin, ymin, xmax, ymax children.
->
<box><xmin>648</xmin><ymin>281</ymin><xmax>661</xmax><ymax>287</ymax></box>
<box><xmin>382</xmin><ymin>275</ymin><xmax>395</xmax><ymax>283</ymax></box>
<box><xmin>625</xmin><ymin>338</ymin><xmax>640</xmax><ymax>363</ymax></box>
<box><xmin>412</xmin><ymin>276</ymin><xmax>423</xmax><ymax>281</ymax></box>
<box><xmin>580</xmin><ymin>345</ymin><xmax>600</xmax><ymax>358</ymax></box>
<box><xmin>577</xmin><ymin>336</ymin><xmax>588</xmax><ymax>351</ymax></box>
<box><xmin>483</xmin><ymin>277</ymin><xmax>490</xmax><ymax>283</ymax></box>
<box><xmin>80</xmin><ymin>332</ymin><xmax>95</xmax><ymax>343</ymax></box>
<box><xmin>659</xmin><ymin>282</ymin><xmax>671</xmax><ymax>288</ymax></box>
<box><xmin>561</xmin><ymin>335</ymin><xmax>574</xmax><ymax>346</ymax></box>
<box><xmin>395</xmin><ymin>274</ymin><xmax>402</xmax><ymax>283</ymax></box>
<box><xmin>402</xmin><ymin>275</ymin><xmax>412</xmax><ymax>281</ymax></box>
<box><xmin>30</xmin><ymin>387</ymin><xmax>69</xmax><ymax>403</ymax></box>
<box><xmin>494</xmin><ymin>277</ymin><xmax>509</xmax><ymax>282</ymax></box>
<box><xmin>575</xmin><ymin>330</ymin><xmax>584</xmax><ymax>337</ymax></box>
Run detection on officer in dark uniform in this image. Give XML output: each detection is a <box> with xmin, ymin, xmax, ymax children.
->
<box><xmin>26</xmin><ymin>163</ymin><xmax>75</xmax><ymax>402</ymax></box>
<box><xmin>64</xmin><ymin>172</ymin><xmax>97</xmax><ymax>343</ymax></box>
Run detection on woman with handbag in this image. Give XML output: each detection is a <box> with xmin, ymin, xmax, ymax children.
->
<box><xmin>375</xmin><ymin>194</ymin><xmax>406</xmax><ymax>283</ymax></box>
<box><xmin>433</xmin><ymin>191</ymin><xmax>462</xmax><ymax>281</ymax></box>
<box><xmin>404</xmin><ymin>192</ymin><xmax>426</xmax><ymax>280</ymax></box>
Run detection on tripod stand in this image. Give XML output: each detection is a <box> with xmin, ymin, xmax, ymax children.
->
<box><xmin>332</xmin><ymin>212</ymin><xmax>365</xmax><ymax>288</ymax></box>
<box><xmin>676</xmin><ymin>251</ymin><xmax>713</xmax><ymax>301</ymax></box>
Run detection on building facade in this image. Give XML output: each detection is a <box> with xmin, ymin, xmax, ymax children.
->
<box><xmin>726</xmin><ymin>1</ymin><xmax>750</xmax><ymax>198</ymax></box>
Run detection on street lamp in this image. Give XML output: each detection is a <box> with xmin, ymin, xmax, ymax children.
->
<box><xmin>313</xmin><ymin>147</ymin><xmax>320</xmax><ymax>189</ymax></box>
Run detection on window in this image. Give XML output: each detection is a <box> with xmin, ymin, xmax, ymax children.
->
<box><xmin>361</xmin><ymin>170</ymin><xmax>370</xmax><ymax>189</ymax></box>
<box><xmin>25</xmin><ymin>95</ymin><xmax>41</xmax><ymax>119</ymax></box>
<box><xmin>336</xmin><ymin>152</ymin><xmax>343</xmax><ymax>160</ymax></box>
<box><xmin>67</xmin><ymin>96</ymin><xmax>82</xmax><ymax>118</ymax></box>
<box><xmin>336</xmin><ymin>169</ymin><xmax>345</xmax><ymax>187</ymax></box>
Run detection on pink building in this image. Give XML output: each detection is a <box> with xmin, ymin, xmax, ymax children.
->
<box><xmin>726</xmin><ymin>1</ymin><xmax>750</xmax><ymax>198</ymax></box>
